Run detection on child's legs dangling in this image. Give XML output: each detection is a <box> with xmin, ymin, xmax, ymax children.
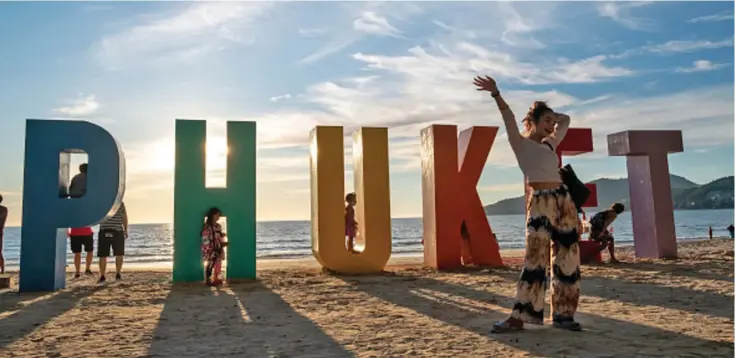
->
<box><xmin>550</xmin><ymin>194</ymin><xmax>581</xmax><ymax>321</ymax></box>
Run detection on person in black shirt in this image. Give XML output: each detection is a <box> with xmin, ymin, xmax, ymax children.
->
<box><xmin>97</xmin><ymin>202</ymin><xmax>128</xmax><ymax>283</ymax></box>
<box><xmin>588</xmin><ymin>203</ymin><xmax>625</xmax><ymax>264</ymax></box>
<box><xmin>68</xmin><ymin>163</ymin><xmax>87</xmax><ymax>198</ymax></box>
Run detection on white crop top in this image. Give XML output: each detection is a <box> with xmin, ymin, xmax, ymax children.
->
<box><xmin>500</xmin><ymin>107</ymin><xmax>570</xmax><ymax>183</ymax></box>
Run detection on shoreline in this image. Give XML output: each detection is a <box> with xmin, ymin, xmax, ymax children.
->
<box><xmin>3</xmin><ymin>206</ymin><xmax>734</xmax><ymax>229</ymax></box>
<box><xmin>2</xmin><ymin>237</ymin><xmax>727</xmax><ymax>274</ymax></box>
<box><xmin>0</xmin><ymin>249</ymin><xmax>529</xmax><ymax>273</ymax></box>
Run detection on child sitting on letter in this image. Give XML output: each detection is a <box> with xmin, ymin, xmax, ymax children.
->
<box><xmin>345</xmin><ymin>192</ymin><xmax>358</xmax><ymax>253</ymax></box>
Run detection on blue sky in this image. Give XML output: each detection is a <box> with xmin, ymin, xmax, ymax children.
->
<box><xmin>0</xmin><ymin>1</ymin><xmax>733</xmax><ymax>226</ymax></box>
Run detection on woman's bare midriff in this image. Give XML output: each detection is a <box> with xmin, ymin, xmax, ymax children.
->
<box><xmin>528</xmin><ymin>181</ymin><xmax>563</xmax><ymax>191</ymax></box>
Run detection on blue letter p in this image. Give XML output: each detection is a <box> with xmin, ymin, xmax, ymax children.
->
<box><xmin>20</xmin><ymin>119</ymin><xmax>125</xmax><ymax>292</ymax></box>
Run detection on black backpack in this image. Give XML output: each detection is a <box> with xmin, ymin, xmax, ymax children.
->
<box><xmin>559</xmin><ymin>164</ymin><xmax>591</xmax><ymax>212</ymax></box>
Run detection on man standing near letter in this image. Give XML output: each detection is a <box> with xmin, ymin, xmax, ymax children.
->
<box><xmin>0</xmin><ymin>194</ymin><xmax>6</xmax><ymax>274</ymax></box>
<box><xmin>98</xmin><ymin>201</ymin><xmax>128</xmax><ymax>283</ymax></box>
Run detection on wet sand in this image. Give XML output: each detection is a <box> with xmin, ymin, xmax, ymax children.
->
<box><xmin>0</xmin><ymin>239</ymin><xmax>732</xmax><ymax>357</ymax></box>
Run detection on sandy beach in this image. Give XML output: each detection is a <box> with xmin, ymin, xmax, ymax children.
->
<box><xmin>0</xmin><ymin>239</ymin><xmax>732</xmax><ymax>357</ymax></box>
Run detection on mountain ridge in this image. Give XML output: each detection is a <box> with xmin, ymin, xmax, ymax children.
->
<box><xmin>483</xmin><ymin>174</ymin><xmax>732</xmax><ymax>215</ymax></box>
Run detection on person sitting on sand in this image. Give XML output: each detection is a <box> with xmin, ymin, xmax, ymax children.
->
<box><xmin>588</xmin><ymin>203</ymin><xmax>624</xmax><ymax>264</ymax></box>
<box><xmin>728</xmin><ymin>224</ymin><xmax>734</xmax><ymax>239</ymax></box>
<box><xmin>460</xmin><ymin>221</ymin><xmax>472</xmax><ymax>266</ymax></box>
<box><xmin>345</xmin><ymin>193</ymin><xmax>358</xmax><ymax>253</ymax></box>
<box><xmin>202</xmin><ymin>207</ymin><xmax>227</xmax><ymax>286</ymax></box>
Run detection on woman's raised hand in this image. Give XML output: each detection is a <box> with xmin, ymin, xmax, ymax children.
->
<box><xmin>473</xmin><ymin>75</ymin><xmax>498</xmax><ymax>93</ymax></box>
<box><xmin>554</xmin><ymin>112</ymin><xmax>570</xmax><ymax>122</ymax></box>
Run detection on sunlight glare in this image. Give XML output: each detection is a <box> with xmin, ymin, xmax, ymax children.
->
<box><xmin>206</xmin><ymin>137</ymin><xmax>228</xmax><ymax>187</ymax></box>
<box><xmin>309</xmin><ymin>137</ymin><xmax>318</xmax><ymax>161</ymax></box>
<box><xmin>150</xmin><ymin>141</ymin><xmax>175</xmax><ymax>171</ymax></box>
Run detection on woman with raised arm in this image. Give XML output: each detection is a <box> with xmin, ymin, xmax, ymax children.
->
<box><xmin>473</xmin><ymin>75</ymin><xmax>581</xmax><ymax>333</ymax></box>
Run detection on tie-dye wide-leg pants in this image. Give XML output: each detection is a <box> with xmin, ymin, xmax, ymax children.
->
<box><xmin>510</xmin><ymin>185</ymin><xmax>581</xmax><ymax>324</ymax></box>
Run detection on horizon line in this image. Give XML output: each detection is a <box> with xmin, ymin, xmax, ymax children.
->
<box><xmin>4</xmin><ymin>207</ymin><xmax>734</xmax><ymax>229</ymax></box>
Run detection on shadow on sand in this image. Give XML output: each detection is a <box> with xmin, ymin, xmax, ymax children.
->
<box><xmin>0</xmin><ymin>283</ymin><xmax>99</xmax><ymax>349</ymax></box>
<box><xmin>431</xmin><ymin>257</ymin><xmax>734</xmax><ymax>320</ymax></box>
<box><xmin>336</xmin><ymin>267</ymin><xmax>733</xmax><ymax>357</ymax></box>
<box><xmin>617</xmin><ymin>258</ymin><xmax>734</xmax><ymax>283</ymax></box>
<box><xmin>469</xmin><ymin>264</ymin><xmax>734</xmax><ymax>320</ymax></box>
<box><xmin>148</xmin><ymin>281</ymin><xmax>352</xmax><ymax>358</ymax></box>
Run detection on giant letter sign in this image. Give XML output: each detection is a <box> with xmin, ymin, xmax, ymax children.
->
<box><xmin>420</xmin><ymin>125</ymin><xmax>503</xmax><ymax>270</ymax></box>
<box><xmin>608</xmin><ymin>130</ymin><xmax>683</xmax><ymax>258</ymax></box>
<box><xmin>20</xmin><ymin>119</ymin><xmax>125</xmax><ymax>292</ymax></box>
<box><xmin>309</xmin><ymin>126</ymin><xmax>391</xmax><ymax>273</ymax></box>
<box><xmin>173</xmin><ymin>120</ymin><xmax>256</xmax><ymax>282</ymax></box>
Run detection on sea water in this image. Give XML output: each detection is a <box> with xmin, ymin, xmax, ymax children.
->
<box><xmin>2</xmin><ymin>209</ymin><xmax>732</xmax><ymax>268</ymax></box>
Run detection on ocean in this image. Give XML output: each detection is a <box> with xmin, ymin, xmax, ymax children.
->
<box><xmin>2</xmin><ymin>209</ymin><xmax>733</xmax><ymax>269</ymax></box>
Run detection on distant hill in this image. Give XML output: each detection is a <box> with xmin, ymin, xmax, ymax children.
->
<box><xmin>483</xmin><ymin>174</ymin><xmax>705</xmax><ymax>215</ymax></box>
<box><xmin>673</xmin><ymin>176</ymin><xmax>734</xmax><ymax>210</ymax></box>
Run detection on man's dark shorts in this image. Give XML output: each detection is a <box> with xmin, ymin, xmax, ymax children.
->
<box><xmin>589</xmin><ymin>227</ymin><xmax>613</xmax><ymax>245</ymax></box>
<box><xmin>70</xmin><ymin>235</ymin><xmax>94</xmax><ymax>254</ymax></box>
<box><xmin>98</xmin><ymin>229</ymin><xmax>125</xmax><ymax>257</ymax></box>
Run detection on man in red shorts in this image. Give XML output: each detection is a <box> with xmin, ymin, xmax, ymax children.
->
<box><xmin>69</xmin><ymin>226</ymin><xmax>94</xmax><ymax>278</ymax></box>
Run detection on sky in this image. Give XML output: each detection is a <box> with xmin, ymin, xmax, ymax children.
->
<box><xmin>0</xmin><ymin>1</ymin><xmax>733</xmax><ymax>226</ymax></box>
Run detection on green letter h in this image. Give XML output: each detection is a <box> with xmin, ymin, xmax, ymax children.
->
<box><xmin>173</xmin><ymin>120</ymin><xmax>256</xmax><ymax>283</ymax></box>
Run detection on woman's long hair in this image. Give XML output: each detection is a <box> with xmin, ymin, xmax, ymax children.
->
<box><xmin>204</xmin><ymin>207</ymin><xmax>222</xmax><ymax>229</ymax></box>
<box><xmin>522</xmin><ymin>101</ymin><xmax>553</xmax><ymax>133</ymax></box>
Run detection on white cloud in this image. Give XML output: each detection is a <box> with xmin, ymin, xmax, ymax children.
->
<box><xmin>427</xmin><ymin>2</ymin><xmax>561</xmax><ymax>49</ymax></box>
<box><xmin>688</xmin><ymin>11</ymin><xmax>734</xmax><ymax>23</ymax></box>
<box><xmin>298</xmin><ymin>36</ymin><xmax>359</xmax><ymax>65</ymax></box>
<box><xmin>270</xmin><ymin>94</ymin><xmax>292</xmax><ymax>102</ymax></box>
<box><xmin>353</xmin><ymin>11</ymin><xmax>400</xmax><ymax>37</ymax></box>
<box><xmin>94</xmin><ymin>2</ymin><xmax>274</xmax><ymax>68</ymax></box>
<box><xmin>612</xmin><ymin>37</ymin><xmax>735</xmax><ymax>59</ymax></box>
<box><xmin>496</xmin><ymin>1</ymin><xmax>552</xmax><ymax>49</ymax></box>
<box><xmin>298</xmin><ymin>2</ymin><xmax>422</xmax><ymax>65</ymax></box>
<box><xmin>675</xmin><ymin>60</ymin><xmax>730</xmax><ymax>73</ymax></box>
<box><xmin>352</xmin><ymin>43</ymin><xmax>632</xmax><ymax>86</ymax></box>
<box><xmin>597</xmin><ymin>1</ymin><xmax>655</xmax><ymax>31</ymax></box>
<box><xmin>643</xmin><ymin>38</ymin><xmax>734</xmax><ymax>53</ymax></box>
<box><xmin>570</xmin><ymin>85</ymin><xmax>734</xmax><ymax>153</ymax></box>
<box><xmin>54</xmin><ymin>94</ymin><xmax>100</xmax><ymax>116</ymax></box>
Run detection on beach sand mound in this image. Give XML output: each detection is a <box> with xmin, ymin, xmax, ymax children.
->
<box><xmin>0</xmin><ymin>239</ymin><xmax>732</xmax><ymax>357</ymax></box>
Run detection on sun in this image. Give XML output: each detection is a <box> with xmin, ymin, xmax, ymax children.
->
<box><xmin>145</xmin><ymin>138</ymin><xmax>229</xmax><ymax>172</ymax></box>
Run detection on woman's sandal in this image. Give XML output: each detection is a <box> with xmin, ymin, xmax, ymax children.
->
<box><xmin>552</xmin><ymin>319</ymin><xmax>582</xmax><ymax>331</ymax></box>
<box><xmin>491</xmin><ymin>320</ymin><xmax>524</xmax><ymax>333</ymax></box>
